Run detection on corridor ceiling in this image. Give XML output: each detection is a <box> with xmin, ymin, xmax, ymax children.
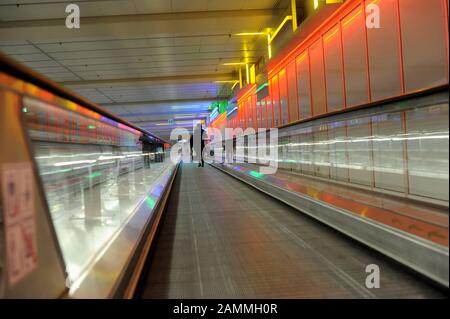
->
<box><xmin>0</xmin><ymin>0</ymin><xmax>292</xmax><ymax>140</ymax></box>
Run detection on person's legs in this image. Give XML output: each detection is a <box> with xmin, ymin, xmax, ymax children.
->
<box><xmin>199</xmin><ymin>147</ymin><xmax>204</xmax><ymax>167</ymax></box>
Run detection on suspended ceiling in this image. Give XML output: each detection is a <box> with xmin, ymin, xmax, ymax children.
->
<box><xmin>0</xmin><ymin>0</ymin><xmax>294</xmax><ymax>140</ymax></box>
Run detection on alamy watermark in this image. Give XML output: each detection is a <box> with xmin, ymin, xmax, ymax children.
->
<box><xmin>64</xmin><ymin>3</ymin><xmax>381</xmax><ymax>29</ymax></box>
<box><xmin>365</xmin><ymin>264</ymin><xmax>381</xmax><ymax>289</ymax></box>
<box><xmin>65</xmin><ymin>4</ymin><xmax>80</xmax><ymax>29</ymax></box>
<box><xmin>170</xmin><ymin>125</ymin><xmax>279</xmax><ymax>174</ymax></box>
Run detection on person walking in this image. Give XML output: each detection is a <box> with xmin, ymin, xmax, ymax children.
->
<box><xmin>191</xmin><ymin>123</ymin><xmax>206</xmax><ymax>167</ymax></box>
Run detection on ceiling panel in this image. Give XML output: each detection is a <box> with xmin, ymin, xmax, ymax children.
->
<box><xmin>55</xmin><ymin>51</ymin><xmax>260</xmax><ymax>67</ymax></box>
<box><xmin>11</xmin><ymin>53</ymin><xmax>50</xmax><ymax>62</ymax></box>
<box><xmin>0</xmin><ymin>0</ymin><xmax>287</xmax><ymax>140</ymax></box>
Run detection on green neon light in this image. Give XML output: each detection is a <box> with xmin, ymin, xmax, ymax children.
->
<box><xmin>145</xmin><ymin>196</ymin><xmax>156</xmax><ymax>209</ymax></box>
<box><xmin>22</xmin><ymin>107</ymin><xmax>28</xmax><ymax>113</ymax></box>
<box><xmin>249</xmin><ymin>170</ymin><xmax>265</xmax><ymax>178</ymax></box>
<box><xmin>87</xmin><ymin>125</ymin><xmax>96</xmax><ymax>129</ymax></box>
<box><xmin>85</xmin><ymin>171</ymin><xmax>102</xmax><ymax>179</ymax></box>
<box><xmin>210</xmin><ymin>101</ymin><xmax>229</xmax><ymax>114</ymax></box>
<box><xmin>255</xmin><ymin>83</ymin><xmax>268</xmax><ymax>93</ymax></box>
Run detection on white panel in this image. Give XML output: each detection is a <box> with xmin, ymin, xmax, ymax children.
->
<box><xmin>346</xmin><ymin>117</ymin><xmax>373</xmax><ymax>186</ymax></box>
<box><xmin>12</xmin><ymin>53</ymin><xmax>49</xmax><ymax>62</ymax></box>
<box><xmin>406</xmin><ymin>104</ymin><xmax>449</xmax><ymax>201</ymax></box>
<box><xmin>36</xmin><ymin>37</ymin><xmax>179</xmax><ymax>52</ymax></box>
<box><xmin>299</xmin><ymin>128</ymin><xmax>314</xmax><ymax>174</ymax></box>
<box><xmin>0</xmin><ymin>45</ymin><xmax>40</xmax><ymax>54</ymax></box>
<box><xmin>372</xmin><ymin>113</ymin><xmax>405</xmax><ymax>192</ymax></box>
<box><xmin>133</xmin><ymin>0</ymin><xmax>172</xmax><ymax>13</ymax></box>
<box><xmin>328</xmin><ymin>122</ymin><xmax>349</xmax><ymax>182</ymax></box>
<box><xmin>171</xmin><ymin>0</ymin><xmax>208</xmax><ymax>12</ymax></box>
<box><xmin>207</xmin><ymin>0</ymin><xmax>276</xmax><ymax>10</ymax></box>
<box><xmin>0</xmin><ymin>40</ymin><xmax>29</xmax><ymax>46</ymax></box>
<box><xmin>279</xmin><ymin>137</ymin><xmax>289</xmax><ymax>170</ymax></box>
<box><xmin>292</xmin><ymin>134</ymin><xmax>302</xmax><ymax>173</ymax></box>
<box><xmin>25</xmin><ymin>60</ymin><xmax>60</xmax><ymax>68</ymax></box>
<box><xmin>48</xmin><ymin>46</ymin><xmax>202</xmax><ymax>60</ymax></box>
<box><xmin>313</xmin><ymin>128</ymin><xmax>330</xmax><ymax>178</ymax></box>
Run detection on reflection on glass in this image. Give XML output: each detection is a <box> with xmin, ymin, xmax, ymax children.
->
<box><xmin>22</xmin><ymin>97</ymin><xmax>173</xmax><ymax>286</ymax></box>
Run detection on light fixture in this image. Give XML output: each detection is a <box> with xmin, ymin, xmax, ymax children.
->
<box><xmin>314</xmin><ymin>0</ymin><xmax>319</xmax><ymax>9</ymax></box>
<box><xmin>234</xmin><ymin>32</ymin><xmax>267</xmax><ymax>36</ymax></box>
<box><xmin>222</xmin><ymin>62</ymin><xmax>247</xmax><ymax>66</ymax></box>
<box><xmin>245</xmin><ymin>64</ymin><xmax>250</xmax><ymax>84</ymax></box>
<box><xmin>256</xmin><ymin>82</ymin><xmax>268</xmax><ymax>93</ymax></box>
<box><xmin>213</xmin><ymin>80</ymin><xmax>240</xmax><ymax>83</ymax></box>
<box><xmin>174</xmin><ymin>114</ymin><xmax>195</xmax><ymax>119</ymax></box>
<box><xmin>175</xmin><ymin>120</ymin><xmax>195</xmax><ymax>125</ymax></box>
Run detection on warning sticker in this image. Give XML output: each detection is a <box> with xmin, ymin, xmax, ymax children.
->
<box><xmin>1</xmin><ymin>163</ymin><xmax>38</xmax><ymax>286</ymax></box>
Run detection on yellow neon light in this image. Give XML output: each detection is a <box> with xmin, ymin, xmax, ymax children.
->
<box><xmin>342</xmin><ymin>9</ymin><xmax>362</xmax><ymax>28</ymax></box>
<box><xmin>213</xmin><ymin>80</ymin><xmax>240</xmax><ymax>83</ymax></box>
<box><xmin>268</xmin><ymin>15</ymin><xmax>293</xmax><ymax>44</ymax></box>
<box><xmin>222</xmin><ymin>62</ymin><xmax>247</xmax><ymax>66</ymax></box>
<box><xmin>267</xmin><ymin>34</ymin><xmax>272</xmax><ymax>59</ymax></box>
<box><xmin>235</xmin><ymin>32</ymin><xmax>267</xmax><ymax>36</ymax></box>
<box><xmin>238</xmin><ymin>68</ymin><xmax>243</xmax><ymax>88</ymax></box>
<box><xmin>249</xmin><ymin>64</ymin><xmax>256</xmax><ymax>84</ymax></box>
<box><xmin>291</xmin><ymin>0</ymin><xmax>297</xmax><ymax>31</ymax></box>
<box><xmin>314</xmin><ymin>0</ymin><xmax>319</xmax><ymax>10</ymax></box>
<box><xmin>245</xmin><ymin>64</ymin><xmax>250</xmax><ymax>84</ymax></box>
<box><xmin>323</xmin><ymin>27</ymin><xmax>339</xmax><ymax>43</ymax></box>
<box><xmin>297</xmin><ymin>52</ymin><xmax>308</xmax><ymax>63</ymax></box>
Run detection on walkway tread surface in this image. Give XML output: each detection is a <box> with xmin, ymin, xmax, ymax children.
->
<box><xmin>139</xmin><ymin>163</ymin><xmax>445</xmax><ymax>299</ymax></box>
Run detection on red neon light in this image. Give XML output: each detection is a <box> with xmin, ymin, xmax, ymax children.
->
<box><xmin>236</xmin><ymin>83</ymin><xmax>257</xmax><ymax>103</ymax></box>
<box><xmin>268</xmin><ymin>0</ymin><xmax>361</xmax><ymax>77</ymax></box>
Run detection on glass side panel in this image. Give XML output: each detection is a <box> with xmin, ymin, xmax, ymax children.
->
<box><xmin>261</xmin><ymin>98</ymin><xmax>267</xmax><ymax>128</ymax></box>
<box><xmin>266</xmin><ymin>96</ymin><xmax>273</xmax><ymax>128</ymax></box>
<box><xmin>406</xmin><ymin>103</ymin><xmax>449</xmax><ymax>201</ymax></box>
<box><xmin>233</xmin><ymin>91</ymin><xmax>449</xmax><ymax>246</ymax></box>
<box><xmin>21</xmin><ymin>97</ymin><xmax>173</xmax><ymax>285</ymax></box>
